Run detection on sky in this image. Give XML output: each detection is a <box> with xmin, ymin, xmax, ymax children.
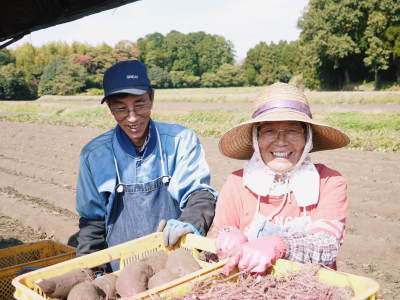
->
<box><xmin>11</xmin><ymin>0</ymin><xmax>309</xmax><ymax>60</ymax></box>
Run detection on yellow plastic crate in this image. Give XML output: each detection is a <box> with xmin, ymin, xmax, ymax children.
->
<box><xmin>12</xmin><ymin>233</ymin><xmax>379</xmax><ymax>300</ymax></box>
<box><xmin>12</xmin><ymin>233</ymin><xmax>220</xmax><ymax>300</ymax></box>
<box><xmin>0</xmin><ymin>240</ymin><xmax>75</xmax><ymax>300</ymax></box>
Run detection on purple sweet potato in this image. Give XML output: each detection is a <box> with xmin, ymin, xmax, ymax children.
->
<box><xmin>141</xmin><ymin>251</ymin><xmax>168</xmax><ymax>273</ymax></box>
<box><xmin>92</xmin><ymin>273</ymin><xmax>117</xmax><ymax>298</ymax></box>
<box><xmin>148</xmin><ymin>268</ymin><xmax>179</xmax><ymax>290</ymax></box>
<box><xmin>36</xmin><ymin>268</ymin><xmax>95</xmax><ymax>299</ymax></box>
<box><xmin>115</xmin><ymin>261</ymin><xmax>154</xmax><ymax>297</ymax></box>
<box><xmin>165</xmin><ymin>248</ymin><xmax>201</xmax><ymax>277</ymax></box>
<box><xmin>67</xmin><ymin>281</ymin><xmax>105</xmax><ymax>300</ymax></box>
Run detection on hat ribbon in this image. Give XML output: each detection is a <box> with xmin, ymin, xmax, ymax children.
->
<box><xmin>252</xmin><ymin>99</ymin><xmax>312</xmax><ymax>119</ymax></box>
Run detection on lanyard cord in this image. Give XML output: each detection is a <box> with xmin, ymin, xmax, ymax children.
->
<box><xmin>254</xmin><ymin>177</ymin><xmax>290</xmax><ymax>221</ymax></box>
<box><xmin>113</xmin><ymin>156</ymin><xmax>122</xmax><ymax>184</ymax></box>
<box><xmin>112</xmin><ymin>123</ymin><xmax>170</xmax><ymax>186</ymax></box>
<box><xmin>155</xmin><ymin>124</ymin><xmax>169</xmax><ymax>179</ymax></box>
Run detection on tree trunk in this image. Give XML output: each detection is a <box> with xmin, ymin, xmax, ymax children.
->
<box><xmin>374</xmin><ymin>69</ymin><xmax>379</xmax><ymax>90</ymax></box>
<box><xmin>344</xmin><ymin>68</ymin><xmax>350</xmax><ymax>85</ymax></box>
<box><xmin>338</xmin><ymin>70</ymin><xmax>342</xmax><ymax>90</ymax></box>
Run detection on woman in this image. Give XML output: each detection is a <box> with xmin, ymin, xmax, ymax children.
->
<box><xmin>211</xmin><ymin>82</ymin><xmax>350</xmax><ymax>275</ymax></box>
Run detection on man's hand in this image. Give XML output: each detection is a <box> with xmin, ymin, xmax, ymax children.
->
<box><xmin>163</xmin><ymin>219</ymin><xmax>200</xmax><ymax>247</ymax></box>
<box><xmin>222</xmin><ymin>235</ymin><xmax>287</xmax><ymax>275</ymax></box>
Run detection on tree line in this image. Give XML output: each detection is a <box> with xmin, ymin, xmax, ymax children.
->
<box><xmin>0</xmin><ymin>0</ymin><xmax>399</xmax><ymax>99</ymax></box>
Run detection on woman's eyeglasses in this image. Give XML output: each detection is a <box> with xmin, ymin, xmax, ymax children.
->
<box><xmin>258</xmin><ymin>127</ymin><xmax>305</xmax><ymax>141</ymax></box>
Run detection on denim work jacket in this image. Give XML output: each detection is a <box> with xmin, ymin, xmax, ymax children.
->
<box><xmin>76</xmin><ymin>119</ymin><xmax>217</xmax><ymax>229</ymax></box>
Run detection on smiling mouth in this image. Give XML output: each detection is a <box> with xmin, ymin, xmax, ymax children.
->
<box><xmin>127</xmin><ymin>124</ymin><xmax>140</xmax><ymax>130</ymax></box>
<box><xmin>271</xmin><ymin>152</ymin><xmax>292</xmax><ymax>158</ymax></box>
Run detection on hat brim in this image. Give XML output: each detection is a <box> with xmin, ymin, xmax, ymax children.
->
<box><xmin>219</xmin><ymin>110</ymin><xmax>350</xmax><ymax>160</ymax></box>
<box><xmin>101</xmin><ymin>87</ymin><xmax>148</xmax><ymax>103</ymax></box>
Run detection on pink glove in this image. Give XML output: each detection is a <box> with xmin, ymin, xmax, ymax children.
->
<box><xmin>215</xmin><ymin>227</ymin><xmax>248</xmax><ymax>259</ymax></box>
<box><xmin>222</xmin><ymin>235</ymin><xmax>287</xmax><ymax>275</ymax></box>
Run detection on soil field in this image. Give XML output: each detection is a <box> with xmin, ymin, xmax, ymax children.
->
<box><xmin>0</xmin><ymin>102</ymin><xmax>399</xmax><ymax>299</ymax></box>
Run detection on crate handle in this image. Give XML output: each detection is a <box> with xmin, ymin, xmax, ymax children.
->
<box><xmin>18</xmin><ymin>266</ymin><xmax>41</xmax><ymax>275</ymax></box>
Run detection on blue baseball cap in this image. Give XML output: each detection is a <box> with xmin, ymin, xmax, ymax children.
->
<box><xmin>101</xmin><ymin>60</ymin><xmax>151</xmax><ymax>103</ymax></box>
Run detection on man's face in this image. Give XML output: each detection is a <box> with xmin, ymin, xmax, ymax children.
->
<box><xmin>107</xmin><ymin>91</ymin><xmax>154</xmax><ymax>147</ymax></box>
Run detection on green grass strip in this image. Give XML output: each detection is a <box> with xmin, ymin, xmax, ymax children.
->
<box><xmin>318</xmin><ymin>112</ymin><xmax>400</xmax><ymax>152</ymax></box>
<box><xmin>0</xmin><ymin>102</ymin><xmax>399</xmax><ymax>152</ymax></box>
<box><xmin>39</xmin><ymin>87</ymin><xmax>400</xmax><ymax>104</ymax></box>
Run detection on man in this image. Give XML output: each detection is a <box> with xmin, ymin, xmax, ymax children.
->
<box><xmin>76</xmin><ymin>60</ymin><xmax>217</xmax><ymax>268</ymax></box>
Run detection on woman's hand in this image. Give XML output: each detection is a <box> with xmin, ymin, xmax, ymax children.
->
<box><xmin>215</xmin><ymin>227</ymin><xmax>248</xmax><ymax>259</ymax></box>
<box><xmin>222</xmin><ymin>235</ymin><xmax>287</xmax><ymax>275</ymax></box>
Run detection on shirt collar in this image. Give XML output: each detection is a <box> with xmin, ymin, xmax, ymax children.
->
<box><xmin>116</xmin><ymin>120</ymin><xmax>155</xmax><ymax>157</ymax></box>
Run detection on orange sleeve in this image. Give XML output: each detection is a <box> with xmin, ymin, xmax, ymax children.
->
<box><xmin>209</xmin><ymin>170</ymin><xmax>244</xmax><ymax>238</ymax></box>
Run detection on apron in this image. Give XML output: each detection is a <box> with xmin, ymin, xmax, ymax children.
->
<box><xmin>106</xmin><ymin>126</ymin><xmax>180</xmax><ymax>270</ymax></box>
<box><xmin>244</xmin><ymin>191</ymin><xmax>312</xmax><ymax>241</ymax></box>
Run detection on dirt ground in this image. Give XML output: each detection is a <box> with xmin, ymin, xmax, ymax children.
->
<box><xmin>0</xmin><ymin>103</ymin><xmax>399</xmax><ymax>298</ymax></box>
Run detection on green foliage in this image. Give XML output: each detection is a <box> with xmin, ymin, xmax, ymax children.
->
<box><xmin>84</xmin><ymin>88</ymin><xmax>103</xmax><ymax>96</ymax></box>
<box><xmin>215</xmin><ymin>64</ymin><xmax>247</xmax><ymax>87</ymax></box>
<box><xmin>38</xmin><ymin>57</ymin><xmax>87</xmax><ymax>96</ymax></box>
<box><xmin>86</xmin><ymin>43</ymin><xmax>116</xmax><ymax>89</ymax></box>
<box><xmin>0</xmin><ymin>49</ymin><xmax>15</xmax><ymax>66</ymax></box>
<box><xmin>71</xmin><ymin>41</ymin><xmax>93</xmax><ymax>55</ymax></box>
<box><xmin>138</xmin><ymin>30</ymin><xmax>234</xmax><ymax>77</ymax></box>
<box><xmin>137</xmin><ymin>32</ymin><xmax>166</xmax><ymax>67</ymax></box>
<box><xmin>8</xmin><ymin>32</ymin><xmax>234</xmax><ymax>94</ymax></box>
<box><xmin>299</xmin><ymin>0</ymin><xmax>400</xmax><ymax>89</ymax></box>
<box><xmin>244</xmin><ymin>41</ymin><xmax>298</xmax><ymax>86</ymax></box>
<box><xmin>0</xmin><ymin>64</ymin><xmax>34</xmax><ymax>99</ymax></box>
<box><xmin>112</xmin><ymin>40</ymin><xmax>140</xmax><ymax>61</ymax></box>
<box><xmin>183</xmin><ymin>75</ymin><xmax>201</xmax><ymax>88</ymax></box>
<box><xmin>200</xmin><ymin>72</ymin><xmax>219</xmax><ymax>88</ymax></box>
<box><xmin>168</xmin><ymin>71</ymin><xmax>200</xmax><ymax>88</ymax></box>
<box><xmin>193</xmin><ymin>32</ymin><xmax>234</xmax><ymax>74</ymax></box>
<box><xmin>385</xmin><ymin>26</ymin><xmax>400</xmax><ymax>57</ymax></box>
<box><xmin>148</xmin><ymin>66</ymin><xmax>170</xmax><ymax>88</ymax></box>
<box><xmin>169</xmin><ymin>71</ymin><xmax>186</xmax><ymax>88</ymax></box>
<box><xmin>6</xmin><ymin>13</ymin><xmax>400</xmax><ymax>95</ymax></box>
<box><xmin>385</xmin><ymin>25</ymin><xmax>400</xmax><ymax>82</ymax></box>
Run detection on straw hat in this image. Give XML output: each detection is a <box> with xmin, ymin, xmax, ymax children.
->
<box><xmin>219</xmin><ymin>82</ymin><xmax>350</xmax><ymax>160</ymax></box>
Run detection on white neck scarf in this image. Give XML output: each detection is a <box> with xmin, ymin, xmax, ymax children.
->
<box><xmin>243</xmin><ymin>124</ymin><xmax>320</xmax><ymax>207</ymax></box>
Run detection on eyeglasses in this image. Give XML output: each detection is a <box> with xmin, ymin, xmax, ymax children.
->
<box><xmin>258</xmin><ymin>127</ymin><xmax>305</xmax><ymax>141</ymax></box>
<box><xmin>110</xmin><ymin>102</ymin><xmax>151</xmax><ymax>119</ymax></box>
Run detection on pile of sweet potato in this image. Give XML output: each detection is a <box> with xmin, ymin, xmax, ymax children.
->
<box><xmin>36</xmin><ymin>248</ymin><xmax>201</xmax><ymax>299</ymax></box>
<box><xmin>36</xmin><ymin>268</ymin><xmax>117</xmax><ymax>299</ymax></box>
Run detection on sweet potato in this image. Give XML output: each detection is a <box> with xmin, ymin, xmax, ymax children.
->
<box><xmin>92</xmin><ymin>273</ymin><xmax>117</xmax><ymax>298</ymax></box>
<box><xmin>141</xmin><ymin>251</ymin><xmax>168</xmax><ymax>273</ymax></box>
<box><xmin>67</xmin><ymin>281</ymin><xmax>105</xmax><ymax>300</ymax></box>
<box><xmin>36</xmin><ymin>268</ymin><xmax>95</xmax><ymax>298</ymax></box>
<box><xmin>115</xmin><ymin>261</ymin><xmax>154</xmax><ymax>297</ymax></box>
<box><xmin>165</xmin><ymin>248</ymin><xmax>201</xmax><ymax>277</ymax></box>
<box><xmin>148</xmin><ymin>268</ymin><xmax>179</xmax><ymax>290</ymax></box>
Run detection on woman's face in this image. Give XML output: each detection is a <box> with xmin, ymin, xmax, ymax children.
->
<box><xmin>257</xmin><ymin>121</ymin><xmax>306</xmax><ymax>173</ymax></box>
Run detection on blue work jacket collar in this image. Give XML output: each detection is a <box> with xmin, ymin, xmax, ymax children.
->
<box><xmin>115</xmin><ymin>119</ymin><xmax>157</xmax><ymax>159</ymax></box>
